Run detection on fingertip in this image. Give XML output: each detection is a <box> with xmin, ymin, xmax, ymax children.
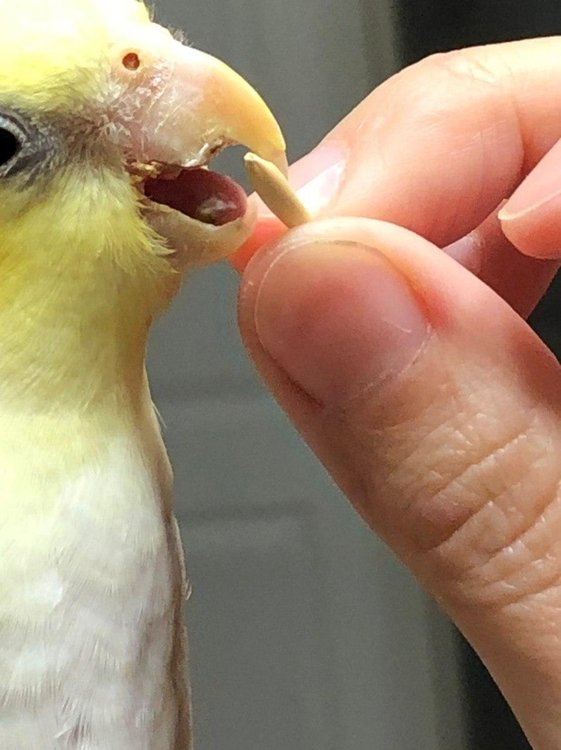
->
<box><xmin>499</xmin><ymin>137</ymin><xmax>561</xmax><ymax>259</ymax></box>
<box><xmin>249</xmin><ymin>235</ymin><xmax>430</xmax><ymax>407</ymax></box>
<box><xmin>500</xmin><ymin>199</ymin><xmax>561</xmax><ymax>259</ymax></box>
<box><xmin>229</xmin><ymin>215</ymin><xmax>286</xmax><ymax>272</ymax></box>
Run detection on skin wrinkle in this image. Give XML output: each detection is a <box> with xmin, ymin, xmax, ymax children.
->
<box><xmin>509</xmin><ymin>567</ymin><xmax>561</xmax><ymax>614</ymax></box>
<box><xmin>470</xmin><ymin>434</ymin><xmax>556</xmax><ymax>552</ymax></box>
<box><xmin>362</xmin><ymin>347</ymin><xmax>473</xmax><ymax>477</ymax></box>
<box><xmin>461</xmin><ymin>484</ymin><xmax>561</xmax><ymax>608</ymax></box>
<box><xmin>376</xmin><ymin>424</ymin><xmax>561</xmax><ymax>615</ymax></box>
<box><xmin>322</xmin><ymin>331</ymin><xmax>561</xmax><ymax>616</ymax></box>
<box><xmin>311</xmin><ymin>344</ymin><xmax>463</xmax><ymax>540</ymax></box>
<box><xmin>384</xmin><ymin>396</ymin><xmax>485</xmax><ymax>490</ymax></box>
<box><xmin>411</xmin><ymin>425</ymin><xmax>537</xmax><ymax>556</ymax></box>
<box><xmin>420</xmin><ymin>422</ymin><xmax>561</xmax><ymax>610</ymax></box>
<box><xmin>475</xmin><ymin>561</ymin><xmax>561</xmax><ymax>622</ymax></box>
<box><xmin>438</xmin><ymin>47</ymin><xmax>512</xmax><ymax>89</ymax></box>
<box><xmin>431</xmin><ymin>50</ymin><xmax>522</xmax><ymax>159</ymax></box>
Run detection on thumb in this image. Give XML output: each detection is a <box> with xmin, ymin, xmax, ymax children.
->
<box><xmin>238</xmin><ymin>217</ymin><xmax>561</xmax><ymax>750</ymax></box>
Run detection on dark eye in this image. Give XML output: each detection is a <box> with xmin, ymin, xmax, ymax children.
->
<box><xmin>0</xmin><ymin>112</ymin><xmax>53</xmax><ymax>180</ymax></box>
<box><xmin>0</xmin><ymin>111</ymin><xmax>57</xmax><ymax>181</ymax></box>
<box><xmin>0</xmin><ymin>127</ymin><xmax>21</xmax><ymax>166</ymax></box>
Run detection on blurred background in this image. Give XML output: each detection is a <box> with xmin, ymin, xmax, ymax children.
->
<box><xmin>148</xmin><ymin>1</ymin><xmax>561</xmax><ymax>748</ymax></box>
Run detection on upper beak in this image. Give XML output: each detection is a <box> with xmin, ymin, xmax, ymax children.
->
<box><xmin>124</xmin><ymin>30</ymin><xmax>287</xmax><ymax>175</ymax></box>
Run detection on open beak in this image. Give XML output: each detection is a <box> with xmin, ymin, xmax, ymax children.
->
<box><xmin>118</xmin><ymin>25</ymin><xmax>287</xmax><ymax>268</ymax></box>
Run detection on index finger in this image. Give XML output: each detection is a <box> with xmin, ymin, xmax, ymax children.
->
<box><xmin>232</xmin><ymin>37</ymin><xmax>561</xmax><ymax>270</ymax></box>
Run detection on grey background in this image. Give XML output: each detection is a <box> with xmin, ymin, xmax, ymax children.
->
<box><xmin>148</xmin><ymin>1</ymin><xmax>469</xmax><ymax>748</ymax></box>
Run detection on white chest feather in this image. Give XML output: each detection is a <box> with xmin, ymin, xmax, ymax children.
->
<box><xmin>0</xmin><ymin>429</ymin><xmax>189</xmax><ymax>750</ymax></box>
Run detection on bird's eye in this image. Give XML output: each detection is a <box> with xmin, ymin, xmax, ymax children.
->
<box><xmin>0</xmin><ymin>111</ymin><xmax>56</xmax><ymax>180</ymax></box>
<box><xmin>0</xmin><ymin>127</ymin><xmax>21</xmax><ymax>167</ymax></box>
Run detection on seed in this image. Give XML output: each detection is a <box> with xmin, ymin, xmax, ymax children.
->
<box><xmin>244</xmin><ymin>152</ymin><xmax>311</xmax><ymax>228</ymax></box>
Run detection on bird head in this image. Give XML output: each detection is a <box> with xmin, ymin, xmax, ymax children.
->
<box><xmin>0</xmin><ymin>0</ymin><xmax>285</xmax><ymax>305</ymax></box>
<box><xmin>0</xmin><ymin>0</ymin><xmax>285</xmax><ymax>408</ymax></box>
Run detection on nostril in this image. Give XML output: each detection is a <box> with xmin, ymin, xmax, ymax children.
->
<box><xmin>122</xmin><ymin>52</ymin><xmax>141</xmax><ymax>71</ymax></box>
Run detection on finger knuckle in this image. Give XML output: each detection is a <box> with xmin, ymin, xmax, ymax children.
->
<box><xmin>423</xmin><ymin>48</ymin><xmax>503</xmax><ymax>88</ymax></box>
<box><xmin>345</xmin><ymin>347</ymin><xmax>561</xmax><ymax>610</ymax></box>
<box><xmin>417</xmin><ymin>411</ymin><xmax>561</xmax><ymax>610</ymax></box>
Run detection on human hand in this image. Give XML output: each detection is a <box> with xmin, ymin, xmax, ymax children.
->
<box><xmin>235</xmin><ymin>38</ymin><xmax>561</xmax><ymax>749</ymax></box>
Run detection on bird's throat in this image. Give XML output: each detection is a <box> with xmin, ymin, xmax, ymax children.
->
<box><xmin>0</xmin><ymin>258</ymin><xmax>155</xmax><ymax>412</ymax></box>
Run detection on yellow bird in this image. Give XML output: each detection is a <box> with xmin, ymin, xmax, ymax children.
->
<box><xmin>0</xmin><ymin>1</ymin><xmax>285</xmax><ymax>747</ymax></box>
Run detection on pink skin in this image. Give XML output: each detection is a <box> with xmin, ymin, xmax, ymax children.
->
<box><xmin>500</xmin><ymin>137</ymin><xmax>561</xmax><ymax>257</ymax></box>
<box><xmin>235</xmin><ymin>39</ymin><xmax>561</xmax><ymax>750</ymax></box>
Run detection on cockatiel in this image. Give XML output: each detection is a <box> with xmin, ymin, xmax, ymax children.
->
<box><xmin>0</xmin><ymin>1</ymin><xmax>285</xmax><ymax>748</ymax></box>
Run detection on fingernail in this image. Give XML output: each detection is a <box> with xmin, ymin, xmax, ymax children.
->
<box><xmin>291</xmin><ymin>142</ymin><xmax>347</xmax><ymax>216</ymax></box>
<box><xmin>500</xmin><ymin>138</ymin><xmax>561</xmax><ymax>222</ymax></box>
<box><xmin>254</xmin><ymin>240</ymin><xmax>430</xmax><ymax>406</ymax></box>
<box><xmin>444</xmin><ymin>233</ymin><xmax>483</xmax><ymax>275</ymax></box>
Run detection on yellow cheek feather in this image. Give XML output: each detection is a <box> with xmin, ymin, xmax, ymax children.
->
<box><xmin>0</xmin><ymin>166</ymin><xmax>176</xmax><ymax>413</ymax></box>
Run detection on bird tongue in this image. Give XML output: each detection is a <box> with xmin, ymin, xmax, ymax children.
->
<box><xmin>144</xmin><ymin>167</ymin><xmax>248</xmax><ymax>226</ymax></box>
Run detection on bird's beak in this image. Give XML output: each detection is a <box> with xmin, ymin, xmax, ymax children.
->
<box><xmin>117</xmin><ymin>25</ymin><xmax>287</xmax><ymax>266</ymax></box>
<box><xmin>130</xmin><ymin>39</ymin><xmax>287</xmax><ymax>174</ymax></box>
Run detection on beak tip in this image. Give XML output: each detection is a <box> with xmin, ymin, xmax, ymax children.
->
<box><xmin>273</xmin><ymin>150</ymin><xmax>289</xmax><ymax>178</ymax></box>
